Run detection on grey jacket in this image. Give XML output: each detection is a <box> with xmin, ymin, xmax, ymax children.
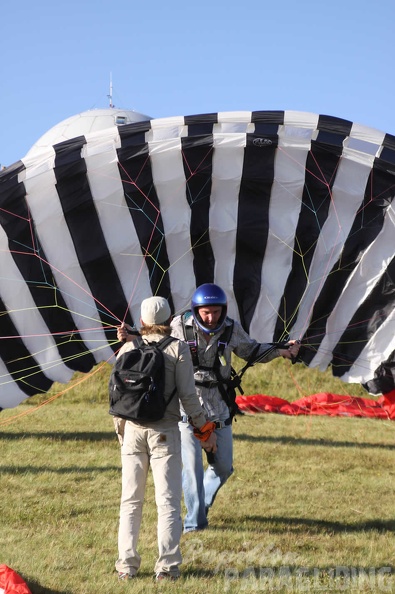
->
<box><xmin>171</xmin><ymin>316</ymin><xmax>280</xmax><ymax>420</ymax></box>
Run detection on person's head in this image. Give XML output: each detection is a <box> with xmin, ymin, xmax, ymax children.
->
<box><xmin>140</xmin><ymin>296</ymin><xmax>172</xmax><ymax>335</ymax></box>
<box><xmin>191</xmin><ymin>283</ymin><xmax>227</xmax><ymax>335</ymax></box>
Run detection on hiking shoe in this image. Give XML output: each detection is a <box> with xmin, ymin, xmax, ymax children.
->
<box><xmin>118</xmin><ymin>572</ymin><xmax>135</xmax><ymax>580</ymax></box>
<box><xmin>155</xmin><ymin>572</ymin><xmax>179</xmax><ymax>582</ymax></box>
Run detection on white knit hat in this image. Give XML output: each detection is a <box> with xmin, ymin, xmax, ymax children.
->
<box><xmin>140</xmin><ymin>296</ymin><xmax>171</xmax><ymax>325</ymax></box>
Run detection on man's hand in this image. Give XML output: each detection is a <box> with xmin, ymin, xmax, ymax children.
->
<box><xmin>202</xmin><ymin>432</ymin><xmax>217</xmax><ymax>454</ymax></box>
<box><xmin>278</xmin><ymin>340</ymin><xmax>301</xmax><ymax>360</ymax></box>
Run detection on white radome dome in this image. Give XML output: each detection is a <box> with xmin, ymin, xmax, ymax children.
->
<box><xmin>26</xmin><ymin>108</ymin><xmax>152</xmax><ymax>157</ymax></box>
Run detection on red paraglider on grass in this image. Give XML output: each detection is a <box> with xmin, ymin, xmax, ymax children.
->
<box><xmin>0</xmin><ymin>565</ymin><xmax>31</xmax><ymax>594</ymax></box>
<box><xmin>236</xmin><ymin>389</ymin><xmax>395</xmax><ymax>420</ymax></box>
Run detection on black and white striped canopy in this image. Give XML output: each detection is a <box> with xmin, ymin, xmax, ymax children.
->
<box><xmin>1</xmin><ymin>110</ymin><xmax>394</xmax><ymax>409</ymax></box>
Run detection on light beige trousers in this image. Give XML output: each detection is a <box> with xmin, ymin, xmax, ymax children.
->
<box><xmin>115</xmin><ymin>421</ymin><xmax>182</xmax><ymax>577</ymax></box>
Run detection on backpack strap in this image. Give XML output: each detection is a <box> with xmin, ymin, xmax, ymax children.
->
<box><xmin>156</xmin><ymin>335</ymin><xmax>177</xmax><ymax>351</ymax></box>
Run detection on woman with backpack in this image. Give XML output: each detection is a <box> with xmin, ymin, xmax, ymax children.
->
<box><xmin>114</xmin><ymin>296</ymin><xmax>216</xmax><ymax>582</ymax></box>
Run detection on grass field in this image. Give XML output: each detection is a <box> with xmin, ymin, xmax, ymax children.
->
<box><xmin>1</xmin><ymin>357</ymin><xmax>394</xmax><ymax>593</ymax></box>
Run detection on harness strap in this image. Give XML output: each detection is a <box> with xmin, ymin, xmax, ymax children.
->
<box><xmin>182</xmin><ymin>312</ymin><xmax>239</xmax><ymax>414</ymax></box>
<box><xmin>195</xmin><ymin>380</ymin><xmax>219</xmax><ymax>388</ymax></box>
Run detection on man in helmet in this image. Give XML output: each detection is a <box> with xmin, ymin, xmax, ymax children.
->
<box><xmin>170</xmin><ymin>283</ymin><xmax>300</xmax><ymax>533</ymax></box>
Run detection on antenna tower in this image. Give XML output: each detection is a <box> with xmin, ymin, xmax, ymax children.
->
<box><xmin>108</xmin><ymin>73</ymin><xmax>114</xmax><ymax>108</ymax></box>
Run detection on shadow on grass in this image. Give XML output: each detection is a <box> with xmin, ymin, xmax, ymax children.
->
<box><xmin>4</xmin><ymin>431</ymin><xmax>392</xmax><ymax>449</ymax></box>
<box><xmin>234</xmin><ymin>433</ymin><xmax>395</xmax><ymax>450</ymax></box>
<box><xmin>0</xmin><ymin>431</ymin><xmax>117</xmax><ymax>442</ymax></box>
<box><xmin>212</xmin><ymin>515</ymin><xmax>395</xmax><ymax>534</ymax></box>
<box><xmin>131</xmin><ymin>567</ymin><xmax>219</xmax><ymax>580</ymax></box>
<box><xmin>183</xmin><ymin>567</ymin><xmax>220</xmax><ymax>579</ymax></box>
<box><xmin>1</xmin><ymin>464</ymin><xmax>119</xmax><ymax>474</ymax></box>
<box><xmin>25</xmin><ymin>578</ymin><xmax>72</xmax><ymax>594</ymax></box>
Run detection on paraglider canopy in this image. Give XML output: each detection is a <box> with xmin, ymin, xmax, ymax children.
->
<box><xmin>0</xmin><ymin>109</ymin><xmax>394</xmax><ymax>410</ymax></box>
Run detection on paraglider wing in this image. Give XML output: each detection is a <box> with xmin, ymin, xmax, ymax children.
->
<box><xmin>0</xmin><ymin>110</ymin><xmax>394</xmax><ymax>409</ymax></box>
<box><xmin>0</xmin><ymin>564</ymin><xmax>32</xmax><ymax>594</ymax></box>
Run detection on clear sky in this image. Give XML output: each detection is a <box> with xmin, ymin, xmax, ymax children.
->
<box><xmin>1</xmin><ymin>0</ymin><xmax>394</xmax><ymax>167</ymax></box>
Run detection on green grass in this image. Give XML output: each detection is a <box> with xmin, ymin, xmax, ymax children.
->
<box><xmin>1</xmin><ymin>358</ymin><xmax>394</xmax><ymax>593</ymax></box>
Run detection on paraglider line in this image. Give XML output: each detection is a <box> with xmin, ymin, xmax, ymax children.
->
<box><xmin>0</xmin><ymin>206</ymin><xmax>29</xmax><ymax>221</ymax></box>
<box><xmin>0</xmin><ymin>358</ymin><xmax>118</xmax><ymax>427</ymax></box>
<box><xmin>181</xmin><ymin>146</ymin><xmax>214</xmax><ymax>178</ymax></box>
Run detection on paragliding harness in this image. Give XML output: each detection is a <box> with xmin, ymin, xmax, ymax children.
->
<box><xmin>181</xmin><ymin>312</ymin><xmax>260</xmax><ymax>420</ymax></box>
<box><xmin>109</xmin><ymin>336</ymin><xmax>177</xmax><ymax>422</ymax></box>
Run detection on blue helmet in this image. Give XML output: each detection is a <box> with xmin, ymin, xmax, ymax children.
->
<box><xmin>191</xmin><ymin>283</ymin><xmax>228</xmax><ymax>335</ymax></box>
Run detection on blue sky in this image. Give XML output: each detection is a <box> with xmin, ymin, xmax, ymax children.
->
<box><xmin>1</xmin><ymin>0</ymin><xmax>394</xmax><ymax>167</ymax></box>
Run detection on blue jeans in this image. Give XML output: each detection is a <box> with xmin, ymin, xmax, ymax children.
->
<box><xmin>179</xmin><ymin>421</ymin><xmax>233</xmax><ymax>533</ymax></box>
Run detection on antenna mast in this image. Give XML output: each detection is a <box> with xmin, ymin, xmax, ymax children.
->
<box><xmin>108</xmin><ymin>73</ymin><xmax>114</xmax><ymax>108</ymax></box>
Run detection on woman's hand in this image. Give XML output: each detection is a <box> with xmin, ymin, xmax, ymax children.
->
<box><xmin>117</xmin><ymin>323</ymin><xmax>133</xmax><ymax>343</ymax></box>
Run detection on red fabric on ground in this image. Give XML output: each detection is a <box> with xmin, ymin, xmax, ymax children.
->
<box><xmin>0</xmin><ymin>566</ymin><xmax>31</xmax><ymax>594</ymax></box>
<box><xmin>236</xmin><ymin>391</ymin><xmax>395</xmax><ymax>420</ymax></box>
<box><xmin>377</xmin><ymin>389</ymin><xmax>395</xmax><ymax>419</ymax></box>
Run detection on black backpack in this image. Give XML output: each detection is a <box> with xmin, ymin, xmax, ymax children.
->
<box><xmin>109</xmin><ymin>335</ymin><xmax>177</xmax><ymax>422</ymax></box>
